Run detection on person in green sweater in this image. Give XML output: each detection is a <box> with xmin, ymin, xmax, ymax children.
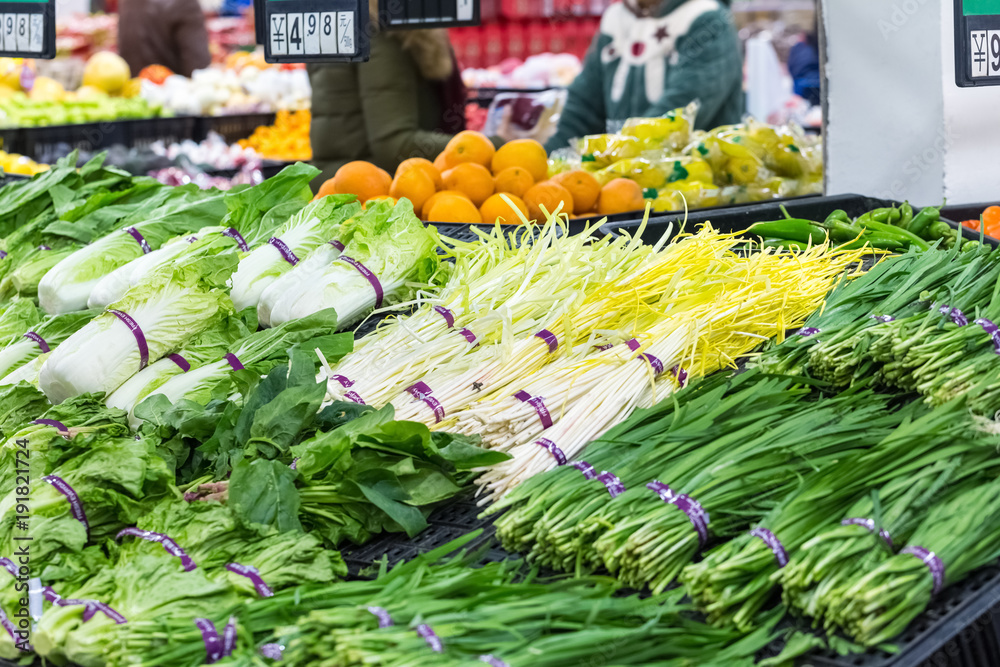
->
<box><xmin>545</xmin><ymin>0</ymin><xmax>744</xmax><ymax>153</ymax></box>
<box><xmin>307</xmin><ymin>1</ymin><xmax>468</xmax><ymax>190</ymax></box>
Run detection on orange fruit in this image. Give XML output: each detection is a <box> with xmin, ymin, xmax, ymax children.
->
<box><xmin>421</xmin><ymin>190</ymin><xmax>470</xmax><ymax>220</ymax></box>
<box><xmin>597</xmin><ymin>178</ymin><xmax>645</xmax><ymax>216</ymax></box>
<box><xmin>443</xmin><ymin>131</ymin><xmax>495</xmax><ymax>169</ymax></box>
<box><xmin>364</xmin><ymin>195</ymin><xmax>397</xmax><ymax>209</ymax></box>
<box><xmin>492</xmin><ymin>139</ymin><xmax>549</xmax><ymax>182</ymax></box>
<box><xmin>523</xmin><ymin>182</ymin><xmax>574</xmax><ymax>222</ymax></box>
<box><xmin>480</xmin><ymin>193</ymin><xmax>529</xmax><ymax>225</ymax></box>
<box><xmin>396</xmin><ymin>157</ymin><xmax>443</xmax><ymax>190</ymax></box>
<box><xmin>331</xmin><ymin>161</ymin><xmax>391</xmax><ymax>203</ymax></box>
<box><xmin>427</xmin><ymin>194</ymin><xmax>483</xmax><ymax>224</ymax></box>
<box><xmin>389</xmin><ymin>168</ymin><xmax>436</xmax><ymax>212</ymax></box>
<box><xmin>442</xmin><ymin>163</ymin><xmax>495</xmax><ymax>207</ymax></box>
<box><xmin>493</xmin><ymin>166</ymin><xmax>535</xmax><ymax>199</ymax></box>
<box><xmin>433</xmin><ymin>151</ymin><xmax>449</xmax><ymax>174</ymax></box>
<box><xmin>315</xmin><ymin>177</ymin><xmax>339</xmax><ymax>200</ymax></box>
<box><xmin>552</xmin><ymin>170</ymin><xmax>601</xmax><ymax>214</ymax></box>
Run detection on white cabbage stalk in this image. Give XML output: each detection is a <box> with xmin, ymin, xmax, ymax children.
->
<box><xmin>39</xmin><ymin>277</ymin><xmax>233</xmax><ymax>404</ymax></box>
<box><xmin>105</xmin><ymin>356</ymin><xmax>189</xmax><ymax>412</ymax></box>
<box><xmin>229</xmin><ymin>195</ymin><xmax>360</xmax><ymax>312</ymax></box>
<box><xmin>256</xmin><ymin>244</ymin><xmax>341</xmax><ymax>328</ymax></box>
<box><xmin>267</xmin><ymin>260</ymin><xmax>380</xmax><ymax>329</ymax></box>
<box><xmin>87</xmin><ymin>233</ymin><xmax>207</xmax><ymax>310</ymax></box>
<box><xmin>0</xmin><ymin>353</ymin><xmax>49</xmax><ymax>387</ymax></box>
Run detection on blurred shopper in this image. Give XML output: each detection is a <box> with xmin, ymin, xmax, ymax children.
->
<box><xmin>546</xmin><ymin>0</ymin><xmax>744</xmax><ymax>152</ymax></box>
<box><xmin>788</xmin><ymin>30</ymin><xmax>821</xmax><ymax>107</ymax></box>
<box><xmin>308</xmin><ymin>0</ymin><xmax>469</xmax><ymax>189</ymax></box>
<box><xmin>118</xmin><ymin>0</ymin><xmax>212</xmax><ymax>77</ymax></box>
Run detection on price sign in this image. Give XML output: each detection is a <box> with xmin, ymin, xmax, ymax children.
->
<box><xmin>378</xmin><ymin>0</ymin><xmax>480</xmax><ymax>29</ymax></box>
<box><xmin>0</xmin><ymin>0</ymin><xmax>54</xmax><ymax>59</ymax></box>
<box><xmin>262</xmin><ymin>0</ymin><xmax>368</xmax><ymax>63</ymax></box>
<box><xmin>955</xmin><ymin>0</ymin><xmax>1000</xmax><ymax>86</ymax></box>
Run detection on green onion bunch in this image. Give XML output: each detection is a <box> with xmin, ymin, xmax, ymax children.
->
<box><xmin>823</xmin><ymin>476</ymin><xmax>1000</xmax><ymax>646</ymax></box>
<box><xmin>679</xmin><ymin>401</ymin><xmax>999</xmax><ymax>631</ymax></box>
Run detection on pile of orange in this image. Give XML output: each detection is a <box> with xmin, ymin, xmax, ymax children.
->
<box><xmin>318</xmin><ymin>131</ymin><xmax>647</xmax><ymax>224</ymax></box>
<box><xmin>239</xmin><ymin>110</ymin><xmax>312</xmax><ymax>162</ymax></box>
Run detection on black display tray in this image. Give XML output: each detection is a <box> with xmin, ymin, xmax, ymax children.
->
<box><xmin>600</xmin><ymin>193</ymin><xmax>999</xmax><ymax>249</ymax></box>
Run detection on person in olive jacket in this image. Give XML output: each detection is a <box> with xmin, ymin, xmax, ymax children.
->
<box><xmin>545</xmin><ymin>0</ymin><xmax>744</xmax><ymax>153</ymax></box>
<box><xmin>118</xmin><ymin>0</ymin><xmax>212</xmax><ymax>78</ymax></box>
<box><xmin>307</xmin><ymin>1</ymin><xmax>467</xmax><ymax>190</ymax></box>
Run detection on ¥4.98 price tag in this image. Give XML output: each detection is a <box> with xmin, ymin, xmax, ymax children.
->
<box><xmin>263</xmin><ymin>0</ymin><xmax>368</xmax><ymax>63</ymax></box>
<box><xmin>0</xmin><ymin>1</ymin><xmax>55</xmax><ymax>59</ymax></box>
<box><xmin>955</xmin><ymin>0</ymin><xmax>1000</xmax><ymax>86</ymax></box>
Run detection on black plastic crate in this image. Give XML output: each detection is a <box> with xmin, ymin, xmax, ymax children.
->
<box><xmin>121</xmin><ymin>116</ymin><xmax>199</xmax><ymax>150</ymax></box>
<box><xmin>1</xmin><ymin>121</ymin><xmax>128</xmax><ymax>163</ymax></box>
<box><xmin>196</xmin><ymin>113</ymin><xmax>277</xmax><ymax>144</ymax></box>
<box><xmin>575</xmin><ymin>193</ymin><xmax>823</xmax><ymax>228</ymax></box>
<box><xmin>601</xmin><ymin>193</ymin><xmax>998</xmax><ymax>249</ymax></box>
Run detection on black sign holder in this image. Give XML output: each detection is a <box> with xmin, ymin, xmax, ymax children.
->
<box><xmin>0</xmin><ymin>1</ymin><xmax>55</xmax><ymax>59</ymax></box>
<box><xmin>378</xmin><ymin>0</ymin><xmax>480</xmax><ymax>30</ymax></box>
<box><xmin>955</xmin><ymin>0</ymin><xmax>1000</xmax><ymax>86</ymax></box>
<box><xmin>262</xmin><ymin>0</ymin><xmax>370</xmax><ymax>64</ymax></box>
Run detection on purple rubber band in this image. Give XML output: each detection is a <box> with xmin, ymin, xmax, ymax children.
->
<box><xmin>902</xmin><ymin>545</ymin><xmax>945</xmax><ymax>595</ymax></box>
<box><xmin>167</xmin><ymin>354</ymin><xmax>191</xmax><ymax>372</ymax></box>
<box><xmin>338</xmin><ymin>255</ymin><xmax>384</xmax><ymax>308</ymax></box>
<box><xmin>841</xmin><ymin>518</ymin><xmax>894</xmax><ymax>549</ymax></box>
<box><xmin>671</xmin><ymin>366</ymin><xmax>689</xmax><ymax>387</ymax></box>
<box><xmin>290</xmin><ymin>458</ymin><xmax>299</xmax><ymax>470</ymax></box>
<box><xmin>116</xmin><ymin>528</ymin><xmax>196</xmax><ymax>571</ymax></box>
<box><xmin>0</xmin><ymin>558</ymin><xmax>17</xmax><ymax>578</ymax></box>
<box><xmin>938</xmin><ymin>305</ymin><xmax>969</xmax><ymax>327</ymax></box>
<box><xmin>416</xmin><ymin>624</ymin><xmax>444</xmax><ymax>653</ymax></box>
<box><xmin>434</xmin><ymin>306</ymin><xmax>455</xmax><ymax>328</ymax></box>
<box><xmin>22</xmin><ymin>331</ymin><xmax>49</xmax><ymax>353</ymax></box>
<box><xmin>406</xmin><ymin>381</ymin><xmax>446</xmax><ymax>423</ymax></box>
<box><xmin>260</xmin><ymin>644</ymin><xmax>284</xmax><ymax>659</ymax></box>
<box><xmin>640</xmin><ymin>353</ymin><xmax>664</xmax><ymax>376</ymax></box>
<box><xmin>514</xmin><ymin>390</ymin><xmax>553</xmax><ymax>429</ymax></box>
<box><xmin>109</xmin><ymin>310</ymin><xmax>149</xmax><ymax>370</ymax></box>
<box><xmin>535</xmin><ymin>438</ymin><xmax>567</xmax><ymax>465</ymax></box>
<box><xmin>0</xmin><ymin>608</ymin><xmax>17</xmax><ymax>642</ymax></box>
<box><xmin>56</xmin><ymin>598</ymin><xmax>126</xmax><ymax>624</ymax></box>
<box><xmin>480</xmin><ymin>656</ymin><xmax>509</xmax><ymax>667</ymax></box>
<box><xmin>458</xmin><ymin>328</ymin><xmax>478</xmax><ymax>345</ymax></box>
<box><xmin>43</xmin><ymin>476</ymin><xmax>89</xmax><ymax>537</ymax></box>
<box><xmin>535</xmin><ymin>329</ymin><xmax>559</xmax><ymax>353</ymax></box>
<box><xmin>329</xmin><ymin>239</ymin><xmax>345</xmax><ymax>252</ymax></box>
<box><xmin>123</xmin><ymin>227</ymin><xmax>152</xmax><ymax>254</ymax></box>
<box><xmin>222</xmin><ymin>616</ymin><xmax>237</xmax><ymax>657</ymax></box>
<box><xmin>367</xmin><ymin>606</ymin><xmax>394</xmax><ymax>628</ymax></box>
<box><xmin>646</xmin><ymin>481</ymin><xmax>710</xmax><ymax>547</ymax></box>
<box><xmin>596</xmin><ymin>471</ymin><xmax>625</xmax><ymax>498</ymax></box>
<box><xmin>870</xmin><ymin>314</ymin><xmax>895</xmax><ymax>323</ymax></box>
<box><xmin>572</xmin><ymin>461</ymin><xmax>597</xmax><ymax>480</ymax></box>
<box><xmin>750</xmin><ymin>527</ymin><xmax>789</xmax><ymax>567</ymax></box>
<box><xmin>225</xmin><ymin>353</ymin><xmax>244</xmax><ymax>371</ymax></box>
<box><xmin>38</xmin><ymin>245</ymin><xmax>51</xmax><ymax>251</ymax></box>
<box><xmin>90</xmin><ymin>601</ymin><xmax>127</xmax><ymax>624</ymax></box>
<box><xmin>0</xmin><ymin>251</ymin><xmax>6</xmax><ymax>259</ymax></box>
<box><xmin>186</xmin><ymin>235</ymin><xmax>199</xmax><ymax>243</ymax></box>
<box><xmin>196</xmin><ymin>618</ymin><xmax>223</xmax><ymax>664</ymax></box>
<box><xmin>594</xmin><ymin>343</ymin><xmax>614</xmax><ymax>351</ymax></box>
<box><xmin>330</xmin><ymin>374</ymin><xmax>355</xmax><ymax>388</ymax></box>
<box><xmin>223</xmin><ymin>228</ymin><xmax>250</xmax><ymax>251</ymax></box>
<box><xmin>798</xmin><ymin>327</ymin><xmax>821</xmax><ymax>337</ymax></box>
<box><xmin>42</xmin><ymin>586</ymin><xmax>62</xmax><ymax>604</ymax></box>
<box><xmin>267</xmin><ymin>237</ymin><xmax>299</xmax><ymax>266</ymax></box>
<box><xmin>975</xmin><ymin>318</ymin><xmax>1000</xmax><ymax>354</ymax></box>
<box><xmin>226</xmin><ymin>563</ymin><xmax>274</xmax><ymax>597</ymax></box>
<box><xmin>344</xmin><ymin>391</ymin><xmax>366</xmax><ymax>405</ymax></box>
<box><xmin>33</xmin><ymin>418</ymin><xmax>69</xmax><ymax>434</ymax></box>
<box><xmin>626</xmin><ymin>338</ymin><xmax>641</xmax><ymax>351</ymax></box>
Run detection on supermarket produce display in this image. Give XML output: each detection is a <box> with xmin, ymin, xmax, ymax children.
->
<box><xmin>1</xmin><ymin>150</ymin><xmax>1000</xmax><ymax>667</ymax></box>
<box><xmin>322</xmin><ymin>105</ymin><xmax>823</xmax><ymax>227</ymax></box>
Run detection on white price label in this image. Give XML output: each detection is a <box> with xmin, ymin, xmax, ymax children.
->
<box><xmin>16</xmin><ymin>14</ymin><xmax>29</xmax><ymax>52</ymax></box>
<box><xmin>303</xmin><ymin>13</ymin><xmax>320</xmax><ymax>55</ymax></box>
<box><xmin>319</xmin><ymin>12</ymin><xmax>337</xmax><ymax>54</ymax></box>
<box><xmin>972</xmin><ymin>30</ymin><xmax>989</xmax><ymax>77</ymax></box>
<box><xmin>457</xmin><ymin>0</ymin><xmax>473</xmax><ymax>21</ymax></box>
<box><xmin>287</xmin><ymin>13</ymin><xmax>304</xmax><ymax>55</ymax></box>
<box><xmin>28</xmin><ymin>14</ymin><xmax>43</xmax><ymax>53</ymax></box>
<box><xmin>269</xmin><ymin>13</ymin><xmax>288</xmax><ymax>56</ymax></box>
<box><xmin>337</xmin><ymin>12</ymin><xmax>355</xmax><ymax>55</ymax></box>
